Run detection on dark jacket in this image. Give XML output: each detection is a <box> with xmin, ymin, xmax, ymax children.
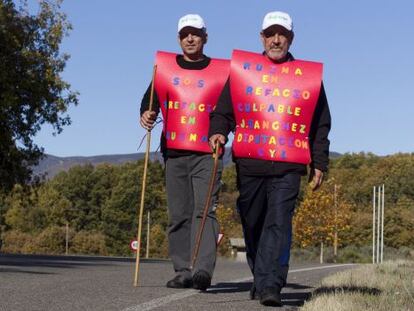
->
<box><xmin>208</xmin><ymin>53</ymin><xmax>331</xmax><ymax>176</ymax></box>
<box><xmin>140</xmin><ymin>55</ymin><xmax>211</xmax><ymax>159</ymax></box>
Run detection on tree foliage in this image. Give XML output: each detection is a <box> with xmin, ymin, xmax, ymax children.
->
<box><xmin>148</xmin><ymin>224</ymin><xmax>168</xmax><ymax>258</ymax></box>
<box><xmin>216</xmin><ymin>202</ymin><xmax>242</xmax><ymax>256</ymax></box>
<box><xmin>1</xmin><ymin>153</ymin><xmax>414</xmax><ymax>258</ymax></box>
<box><xmin>1</xmin><ymin>160</ymin><xmax>167</xmax><ymax>256</ymax></box>
<box><xmin>0</xmin><ymin>0</ymin><xmax>78</xmax><ymax>191</ymax></box>
<box><xmin>293</xmin><ymin>179</ymin><xmax>352</xmax><ymax>248</ymax></box>
<box><xmin>71</xmin><ymin>230</ymin><xmax>108</xmax><ymax>255</ymax></box>
<box><xmin>328</xmin><ymin>153</ymin><xmax>414</xmax><ymax>250</ymax></box>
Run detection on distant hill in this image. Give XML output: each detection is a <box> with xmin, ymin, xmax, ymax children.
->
<box><xmin>330</xmin><ymin>151</ymin><xmax>342</xmax><ymax>159</ymax></box>
<box><xmin>33</xmin><ymin>149</ymin><xmax>232</xmax><ymax>178</ymax></box>
<box><xmin>34</xmin><ymin>150</ymin><xmax>342</xmax><ymax>179</ymax></box>
<box><xmin>33</xmin><ymin>152</ymin><xmax>162</xmax><ymax>178</ymax></box>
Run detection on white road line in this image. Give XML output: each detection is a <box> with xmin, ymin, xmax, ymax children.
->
<box><xmin>290</xmin><ymin>263</ymin><xmax>356</xmax><ymax>273</ymax></box>
<box><xmin>121</xmin><ymin>264</ymin><xmax>355</xmax><ymax>311</ymax></box>
<box><xmin>122</xmin><ymin>290</ymin><xmax>199</xmax><ymax>311</ymax></box>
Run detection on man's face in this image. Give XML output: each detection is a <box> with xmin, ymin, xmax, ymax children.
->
<box><xmin>178</xmin><ymin>27</ymin><xmax>207</xmax><ymax>61</ymax></box>
<box><xmin>260</xmin><ymin>25</ymin><xmax>294</xmax><ymax>63</ymax></box>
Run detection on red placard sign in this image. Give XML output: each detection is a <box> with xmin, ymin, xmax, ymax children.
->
<box><xmin>154</xmin><ymin>51</ymin><xmax>229</xmax><ymax>153</ymax></box>
<box><xmin>230</xmin><ymin>50</ymin><xmax>323</xmax><ymax>164</ymax></box>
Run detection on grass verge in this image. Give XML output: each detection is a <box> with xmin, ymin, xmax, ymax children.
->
<box><xmin>300</xmin><ymin>260</ymin><xmax>414</xmax><ymax>311</ymax></box>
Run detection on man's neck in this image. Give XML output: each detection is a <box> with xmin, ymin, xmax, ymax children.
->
<box><xmin>183</xmin><ymin>53</ymin><xmax>205</xmax><ymax>62</ymax></box>
<box><xmin>263</xmin><ymin>52</ymin><xmax>292</xmax><ymax>63</ymax></box>
<box><xmin>267</xmin><ymin>56</ymin><xmax>288</xmax><ymax>64</ymax></box>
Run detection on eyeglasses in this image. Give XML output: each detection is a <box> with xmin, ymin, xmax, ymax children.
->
<box><xmin>262</xmin><ymin>29</ymin><xmax>291</xmax><ymax>39</ymax></box>
<box><xmin>179</xmin><ymin>30</ymin><xmax>205</xmax><ymax>40</ymax></box>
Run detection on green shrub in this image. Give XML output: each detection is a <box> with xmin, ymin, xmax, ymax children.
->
<box><xmin>24</xmin><ymin>226</ymin><xmax>66</xmax><ymax>254</ymax></box>
<box><xmin>70</xmin><ymin>231</ymin><xmax>108</xmax><ymax>255</ymax></box>
<box><xmin>1</xmin><ymin>230</ymin><xmax>34</xmax><ymax>253</ymax></box>
<box><xmin>149</xmin><ymin>224</ymin><xmax>168</xmax><ymax>258</ymax></box>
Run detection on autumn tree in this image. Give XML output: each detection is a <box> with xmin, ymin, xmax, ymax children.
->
<box><xmin>3</xmin><ymin>153</ymin><xmax>413</xmax><ymax>258</ymax></box>
<box><xmin>4</xmin><ymin>184</ymin><xmax>46</xmax><ymax>232</ymax></box>
<box><xmin>293</xmin><ymin>179</ymin><xmax>351</xmax><ymax>263</ymax></box>
<box><xmin>71</xmin><ymin>230</ymin><xmax>108</xmax><ymax>255</ymax></box>
<box><xmin>216</xmin><ymin>203</ymin><xmax>243</xmax><ymax>256</ymax></box>
<box><xmin>384</xmin><ymin>206</ymin><xmax>414</xmax><ymax>248</ymax></box>
<box><xmin>0</xmin><ymin>0</ymin><xmax>78</xmax><ymax>191</ymax></box>
<box><xmin>49</xmin><ymin>165</ymin><xmax>99</xmax><ymax>231</ymax></box>
<box><xmin>214</xmin><ymin>164</ymin><xmax>243</xmax><ymax>255</ymax></box>
<box><xmin>148</xmin><ymin>224</ymin><xmax>168</xmax><ymax>258</ymax></box>
<box><xmin>101</xmin><ymin>161</ymin><xmax>167</xmax><ymax>256</ymax></box>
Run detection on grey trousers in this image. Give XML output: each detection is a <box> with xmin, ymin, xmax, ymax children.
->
<box><xmin>165</xmin><ymin>154</ymin><xmax>222</xmax><ymax>278</ymax></box>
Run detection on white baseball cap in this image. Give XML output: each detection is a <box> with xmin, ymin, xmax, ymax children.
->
<box><xmin>262</xmin><ymin>11</ymin><xmax>293</xmax><ymax>31</ymax></box>
<box><xmin>177</xmin><ymin>14</ymin><xmax>206</xmax><ymax>33</ymax></box>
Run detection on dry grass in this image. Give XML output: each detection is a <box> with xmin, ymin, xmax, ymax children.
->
<box><xmin>301</xmin><ymin>260</ymin><xmax>414</xmax><ymax>311</ymax></box>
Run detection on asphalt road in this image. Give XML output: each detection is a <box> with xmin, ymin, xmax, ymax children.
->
<box><xmin>0</xmin><ymin>254</ymin><xmax>355</xmax><ymax>311</ymax></box>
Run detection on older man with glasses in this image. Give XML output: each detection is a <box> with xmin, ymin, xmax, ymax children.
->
<box><xmin>209</xmin><ymin>11</ymin><xmax>331</xmax><ymax>307</ymax></box>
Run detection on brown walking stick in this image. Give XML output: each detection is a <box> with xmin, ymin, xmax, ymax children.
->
<box><xmin>190</xmin><ymin>141</ymin><xmax>220</xmax><ymax>270</ymax></box>
<box><xmin>134</xmin><ymin>65</ymin><xmax>157</xmax><ymax>287</ymax></box>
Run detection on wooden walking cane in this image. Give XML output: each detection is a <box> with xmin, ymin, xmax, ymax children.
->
<box><xmin>190</xmin><ymin>141</ymin><xmax>220</xmax><ymax>270</ymax></box>
<box><xmin>134</xmin><ymin>65</ymin><xmax>157</xmax><ymax>287</ymax></box>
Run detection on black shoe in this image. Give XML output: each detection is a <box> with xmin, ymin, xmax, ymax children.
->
<box><xmin>192</xmin><ymin>270</ymin><xmax>211</xmax><ymax>291</ymax></box>
<box><xmin>259</xmin><ymin>287</ymin><xmax>282</xmax><ymax>307</ymax></box>
<box><xmin>166</xmin><ymin>275</ymin><xmax>192</xmax><ymax>288</ymax></box>
<box><xmin>250</xmin><ymin>284</ymin><xmax>259</xmax><ymax>300</ymax></box>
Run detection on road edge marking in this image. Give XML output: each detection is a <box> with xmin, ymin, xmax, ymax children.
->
<box><xmin>121</xmin><ymin>263</ymin><xmax>356</xmax><ymax>311</ymax></box>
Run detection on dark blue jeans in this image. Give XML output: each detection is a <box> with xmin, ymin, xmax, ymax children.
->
<box><xmin>236</xmin><ymin>173</ymin><xmax>301</xmax><ymax>292</ymax></box>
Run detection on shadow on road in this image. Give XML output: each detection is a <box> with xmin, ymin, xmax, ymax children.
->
<box><xmin>206</xmin><ymin>281</ymin><xmax>313</xmax><ymax>306</ymax></box>
<box><xmin>0</xmin><ymin>256</ymin><xmax>116</xmax><ymax>269</ymax></box>
<box><xmin>281</xmin><ymin>283</ymin><xmax>313</xmax><ymax>307</ymax></box>
<box><xmin>0</xmin><ymin>267</ymin><xmax>55</xmax><ymax>274</ymax></box>
<box><xmin>285</xmin><ymin>282</ymin><xmax>313</xmax><ymax>290</ymax></box>
<box><xmin>208</xmin><ymin>281</ymin><xmax>251</xmax><ymax>294</ymax></box>
<box><xmin>0</xmin><ymin>253</ymin><xmax>170</xmax><ymax>275</ymax></box>
<box><xmin>280</xmin><ymin>291</ymin><xmax>312</xmax><ymax>307</ymax></box>
<box><xmin>313</xmin><ymin>285</ymin><xmax>382</xmax><ymax>296</ymax></box>
<box><xmin>0</xmin><ymin>253</ymin><xmax>165</xmax><ymax>269</ymax></box>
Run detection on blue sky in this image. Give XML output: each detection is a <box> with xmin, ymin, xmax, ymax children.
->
<box><xmin>30</xmin><ymin>0</ymin><xmax>414</xmax><ymax>157</ymax></box>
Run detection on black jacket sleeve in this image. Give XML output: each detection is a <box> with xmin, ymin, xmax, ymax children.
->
<box><xmin>308</xmin><ymin>82</ymin><xmax>331</xmax><ymax>172</ymax></box>
<box><xmin>208</xmin><ymin>79</ymin><xmax>236</xmax><ymax>140</ymax></box>
<box><xmin>139</xmin><ymin>83</ymin><xmax>160</xmax><ymax>116</ymax></box>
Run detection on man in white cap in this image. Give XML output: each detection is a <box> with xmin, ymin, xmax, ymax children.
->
<box><xmin>140</xmin><ymin>14</ymin><xmax>229</xmax><ymax>290</ymax></box>
<box><xmin>209</xmin><ymin>11</ymin><xmax>331</xmax><ymax>306</ymax></box>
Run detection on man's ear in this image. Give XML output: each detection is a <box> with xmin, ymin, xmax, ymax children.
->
<box><xmin>203</xmin><ymin>33</ymin><xmax>208</xmax><ymax>44</ymax></box>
